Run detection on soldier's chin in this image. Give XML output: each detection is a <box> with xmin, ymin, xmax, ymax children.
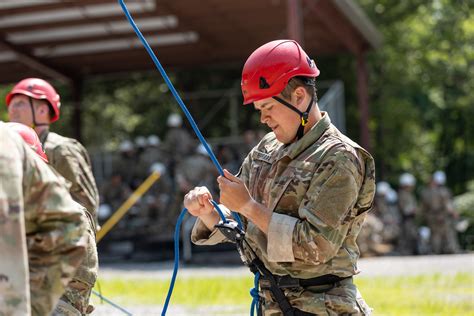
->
<box><xmin>274</xmin><ymin>132</ymin><xmax>292</xmax><ymax>144</ymax></box>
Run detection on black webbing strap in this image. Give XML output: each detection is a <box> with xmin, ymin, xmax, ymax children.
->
<box><xmin>272</xmin><ymin>95</ymin><xmax>314</xmax><ymax>140</ymax></box>
<box><xmin>274</xmin><ymin>274</ymin><xmax>352</xmax><ymax>289</ymax></box>
<box><xmin>28</xmin><ymin>97</ymin><xmax>49</xmax><ymax>128</ymax></box>
<box><xmin>250</xmin><ymin>258</ymin><xmax>296</xmax><ymax>316</ymax></box>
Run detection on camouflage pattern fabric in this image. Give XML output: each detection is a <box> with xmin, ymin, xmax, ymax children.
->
<box><xmin>192</xmin><ymin>113</ymin><xmax>375</xmax><ymax>315</ymax></box>
<box><xmin>397</xmin><ymin>189</ymin><xmax>419</xmax><ymax>255</ymax></box>
<box><xmin>39</xmin><ymin>130</ymin><xmax>99</xmax><ymax>229</ymax></box>
<box><xmin>52</xmin><ymin>213</ymin><xmax>98</xmax><ymax>315</ymax></box>
<box><xmin>421</xmin><ymin>185</ymin><xmax>460</xmax><ymax>254</ymax></box>
<box><xmin>0</xmin><ymin>122</ymin><xmax>86</xmax><ymax>316</ymax></box>
<box><xmin>39</xmin><ymin>130</ymin><xmax>99</xmax><ymax>315</ymax></box>
<box><xmin>373</xmin><ymin>195</ymin><xmax>400</xmax><ymax>244</ymax></box>
<box><xmin>356</xmin><ymin>213</ymin><xmax>390</xmax><ymax>257</ymax></box>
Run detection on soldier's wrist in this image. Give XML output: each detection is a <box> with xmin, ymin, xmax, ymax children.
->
<box><xmin>240</xmin><ymin>199</ymin><xmax>257</xmax><ymax>217</ymax></box>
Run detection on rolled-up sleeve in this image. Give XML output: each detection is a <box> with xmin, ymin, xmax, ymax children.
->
<box><xmin>267</xmin><ymin>213</ymin><xmax>298</xmax><ymax>262</ymax></box>
<box><xmin>190</xmin><ymin>204</ymin><xmax>233</xmax><ymax>245</ymax></box>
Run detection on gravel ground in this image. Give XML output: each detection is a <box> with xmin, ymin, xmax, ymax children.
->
<box><xmin>92</xmin><ymin>253</ymin><xmax>474</xmax><ymax>315</ymax></box>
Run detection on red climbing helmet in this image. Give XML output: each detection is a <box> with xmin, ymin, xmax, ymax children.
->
<box><xmin>6</xmin><ymin>122</ymin><xmax>49</xmax><ymax>163</ymax></box>
<box><xmin>6</xmin><ymin>78</ymin><xmax>61</xmax><ymax>123</ymax></box>
<box><xmin>241</xmin><ymin>39</ymin><xmax>320</xmax><ymax>104</ymax></box>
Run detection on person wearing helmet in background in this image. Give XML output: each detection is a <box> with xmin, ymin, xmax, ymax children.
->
<box><xmin>184</xmin><ymin>40</ymin><xmax>375</xmax><ymax>315</ymax></box>
<box><xmin>6</xmin><ymin>78</ymin><xmax>99</xmax><ymax>315</ymax></box>
<box><xmin>397</xmin><ymin>173</ymin><xmax>419</xmax><ymax>255</ymax></box>
<box><xmin>163</xmin><ymin>113</ymin><xmax>194</xmax><ymax>160</ymax></box>
<box><xmin>163</xmin><ymin>113</ymin><xmax>195</xmax><ymax>215</ymax></box>
<box><xmin>373</xmin><ymin>181</ymin><xmax>400</xmax><ymax>250</ymax></box>
<box><xmin>421</xmin><ymin>171</ymin><xmax>460</xmax><ymax>254</ymax></box>
<box><xmin>113</xmin><ymin>140</ymin><xmax>136</xmax><ymax>189</ymax></box>
<box><xmin>141</xmin><ymin>135</ymin><xmax>166</xmax><ymax>171</ymax></box>
<box><xmin>0</xmin><ymin>122</ymin><xmax>87</xmax><ymax>316</ymax></box>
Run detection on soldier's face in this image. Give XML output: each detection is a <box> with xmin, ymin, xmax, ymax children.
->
<box><xmin>8</xmin><ymin>95</ymin><xmax>34</xmax><ymax>125</ymax></box>
<box><xmin>254</xmin><ymin>97</ymin><xmax>300</xmax><ymax>144</ymax></box>
<box><xmin>8</xmin><ymin>95</ymin><xmax>49</xmax><ymax>126</ymax></box>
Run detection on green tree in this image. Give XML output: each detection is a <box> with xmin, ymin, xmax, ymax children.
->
<box><xmin>359</xmin><ymin>0</ymin><xmax>474</xmax><ymax>194</ymax></box>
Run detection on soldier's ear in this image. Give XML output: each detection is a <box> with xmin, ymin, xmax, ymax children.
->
<box><xmin>294</xmin><ymin>86</ymin><xmax>306</xmax><ymax>108</ymax></box>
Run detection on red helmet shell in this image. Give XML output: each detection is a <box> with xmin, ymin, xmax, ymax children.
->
<box><xmin>6</xmin><ymin>78</ymin><xmax>61</xmax><ymax>123</ymax></box>
<box><xmin>241</xmin><ymin>40</ymin><xmax>320</xmax><ymax>105</ymax></box>
<box><xmin>6</xmin><ymin>122</ymin><xmax>49</xmax><ymax>163</ymax></box>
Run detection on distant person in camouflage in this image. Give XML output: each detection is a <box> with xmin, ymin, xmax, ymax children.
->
<box><xmin>397</xmin><ymin>173</ymin><xmax>419</xmax><ymax>255</ymax></box>
<box><xmin>6</xmin><ymin>78</ymin><xmax>99</xmax><ymax>315</ymax></box>
<box><xmin>184</xmin><ymin>40</ymin><xmax>375</xmax><ymax>315</ymax></box>
<box><xmin>0</xmin><ymin>122</ymin><xmax>86</xmax><ymax>316</ymax></box>
<box><xmin>421</xmin><ymin>171</ymin><xmax>460</xmax><ymax>254</ymax></box>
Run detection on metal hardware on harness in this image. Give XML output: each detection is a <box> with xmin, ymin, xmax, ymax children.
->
<box><xmin>215</xmin><ymin>221</ymin><xmax>244</xmax><ymax>243</ymax></box>
<box><xmin>215</xmin><ymin>221</ymin><xmax>250</xmax><ymax>266</ymax></box>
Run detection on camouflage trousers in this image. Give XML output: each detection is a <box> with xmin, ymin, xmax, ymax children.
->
<box><xmin>428</xmin><ymin>218</ymin><xmax>460</xmax><ymax>254</ymax></box>
<box><xmin>53</xmin><ymin>213</ymin><xmax>98</xmax><ymax>315</ymax></box>
<box><xmin>260</xmin><ymin>277</ymin><xmax>372</xmax><ymax>315</ymax></box>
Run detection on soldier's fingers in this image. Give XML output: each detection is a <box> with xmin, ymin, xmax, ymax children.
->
<box><xmin>223</xmin><ymin>169</ymin><xmax>241</xmax><ymax>183</ymax></box>
<box><xmin>216</xmin><ymin>175</ymin><xmax>230</xmax><ymax>185</ymax></box>
<box><xmin>197</xmin><ymin>193</ymin><xmax>211</xmax><ymax>206</ymax></box>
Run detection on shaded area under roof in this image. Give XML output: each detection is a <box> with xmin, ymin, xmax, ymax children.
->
<box><xmin>0</xmin><ymin>0</ymin><xmax>382</xmax><ymax>84</ymax></box>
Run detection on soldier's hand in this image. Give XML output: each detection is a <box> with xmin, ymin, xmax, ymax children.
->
<box><xmin>184</xmin><ymin>186</ymin><xmax>214</xmax><ymax>217</ymax></box>
<box><xmin>217</xmin><ymin>169</ymin><xmax>254</xmax><ymax>214</ymax></box>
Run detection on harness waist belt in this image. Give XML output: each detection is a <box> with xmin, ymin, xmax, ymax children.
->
<box><xmin>264</xmin><ymin>274</ymin><xmax>352</xmax><ymax>289</ymax></box>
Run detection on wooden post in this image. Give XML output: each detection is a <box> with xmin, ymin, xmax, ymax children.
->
<box><xmin>72</xmin><ymin>79</ymin><xmax>83</xmax><ymax>142</ymax></box>
<box><xmin>287</xmin><ymin>0</ymin><xmax>304</xmax><ymax>45</ymax></box>
<box><xmin>357</xmin><ymin>51</ymin><xmax>370</xmax><ymax>151</ymax></box>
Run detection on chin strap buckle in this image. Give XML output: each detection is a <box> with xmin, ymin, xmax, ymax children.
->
<box><xmin>301</xmin><ymin>112</ymin><xmax>309</xmax><ymax>126</ymax></box>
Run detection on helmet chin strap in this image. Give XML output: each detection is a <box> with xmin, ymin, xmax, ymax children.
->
<box><xmin>28</xmin><ymin>97</ymin><xmax>49</xmax><ymax>128</ymax></box>
<box><xmin>272</xmin><ymin>95</ymin><xmax>314</xmax><ymax>140</ymax></box>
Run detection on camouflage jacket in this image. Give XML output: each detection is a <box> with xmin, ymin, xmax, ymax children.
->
<box><xmin>192</xmin><ymin>113</ymin><xmax>375</xmax><ymax>279</ymax></box>
<box><xmin>40</xmin><ymin>130</ymin><xmax>99</xmax><ymax>229</ymax></box>
<box><xmin>398</xmin><ymin>189</ymin><xmax>417</xmax><ymax>217</ymax></box>
<box><xmin>0</xmin><ymin>123</ymin><xmax>86</xmax><ymax>316</ymax></box>
<box><xmin>421</xmin><ymin>185</ymin><xmax>454</xmax><ymax>221</ymax></box>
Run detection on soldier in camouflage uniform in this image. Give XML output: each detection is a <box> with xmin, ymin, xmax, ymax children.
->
<box><xmin>184</xmin><ymin>40</ymin><xmax>375</xmax><ymax>315</ymax></box>
<box><xmin>421</xmin><ymin>171</ymin><xmax>460</xmax><ymax>254</ymax></box>
<box><xmin>0</xmin><ymin>122</ymin><xmax>86</xmax><ymax>316</ymax></box>
<box><xmin>6</xmin><ymin>78</ymin><xmax>99</xmax><ymax>315</ymax></box>
<box><xmin>397</xmin><ymin>173</ymin><xmax>419</xmax><ymax>255</ymax></box>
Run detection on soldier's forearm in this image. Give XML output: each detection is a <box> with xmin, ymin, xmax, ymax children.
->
<box><xmin>240</xmin><ymin>200</ymin><xmax>272</xmax><ymax>235</ymax></box>
<box><xmin>199</xmin><ymin>211</ymin><xmax>221</xmax><ymax>231</ymax></box>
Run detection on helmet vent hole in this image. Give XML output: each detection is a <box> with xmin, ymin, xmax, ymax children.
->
<box><xmin>259</xmin><ymin>77</ymin><xmax>270</xmax><ymax>89</ymax></box>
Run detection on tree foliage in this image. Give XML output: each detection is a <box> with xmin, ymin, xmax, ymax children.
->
<box><xmin>359</xmin><ymin>0</ymin><xmax>474</xmax><ymax>194</ymax></box>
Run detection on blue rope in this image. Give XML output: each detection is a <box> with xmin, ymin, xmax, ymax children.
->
<box><xmin>161</xmin><ymin>203</ymin><xmax>239</xmax><ymax>316</ymax></box>
<box><xmin>118</xmin><ymin>0</ymin><xmax>220</xmax><ymax>175</ymax></box>
<box><xmin>250</xmin><ymin>272</ymin><xmax>261</xmax><ymax>316</ymax></box>
<box><xmin>117</xmin><ymin>0</ymin><xmax>242</xmax><ymax>227</ymax></box>
<box><xmin>117</xmin><ymin>1</ymin><xmax>251</xmax><ymax>314</ymax></box>
<box><xmin>210</xmin><ymin>200</ymin><xmax>229</xmax><ymax>223</ymax></box>
<box><xmin>161</xmin><ymin>208</ymin><xmax>187</xmax><ymax>316</ymax></box>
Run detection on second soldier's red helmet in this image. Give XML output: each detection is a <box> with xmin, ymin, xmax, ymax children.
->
<box><xmin>241</xmin><ymin>40</ymin><xmax>320</xmax><ymax>105</ymax></box>
<box><xmin>6</xmin><ymin>122</ymin><xmax>49</xmax><ymax>163</ymax></box>
<box><xmin>6</xmin><ymin>78</ymin><xmax>61</xmax><ymax>123</ymax></box>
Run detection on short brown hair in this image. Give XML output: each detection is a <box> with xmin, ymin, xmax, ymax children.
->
<box><xmin>280</xmin><ymin>76</ymin><xmax>317</xmax><ymax>101</ymax></box>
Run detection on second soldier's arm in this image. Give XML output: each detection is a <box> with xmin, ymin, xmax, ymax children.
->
<box><xmin>23</xmin><ymin>149</ymin><xmax>87</xmax><ymax>316</ymax></box>
<box><xmin>49</xmin><ymin>142</ymin><xmax>99</xmax><ymax>228</ymax></box>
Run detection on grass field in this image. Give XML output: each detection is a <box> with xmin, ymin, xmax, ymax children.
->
<box><xmin>93</xmin><ymin>272</ymin><xmax>474</xmax><ymax>315</ymax></box>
